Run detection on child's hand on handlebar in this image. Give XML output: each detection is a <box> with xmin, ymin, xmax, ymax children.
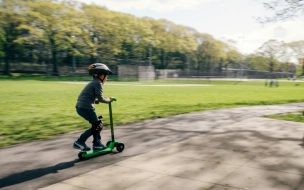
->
<box><xmin>109</xmin><ymin>97</ymin><xmax>114</xmax><ymax>102</ymax></box>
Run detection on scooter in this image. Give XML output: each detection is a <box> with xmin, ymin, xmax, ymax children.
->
<box><xmin>78</xmin><ymin>98</ymin><xmax>125</xmax><ymax>159</ymax></box>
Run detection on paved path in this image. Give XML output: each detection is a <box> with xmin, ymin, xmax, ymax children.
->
<box><xmin>1</xmin><ymin>103</ymin><xmax>304</xmax><ymax>190</ymax></box>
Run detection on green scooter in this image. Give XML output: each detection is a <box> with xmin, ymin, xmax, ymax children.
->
<box><xmin>78</xmin><ymin>98</ymin><xmax>125</xmax><ymax>159</ymax></box>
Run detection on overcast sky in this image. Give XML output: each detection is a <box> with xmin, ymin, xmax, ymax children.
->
<box><xmin>76</xmin><ymin>0</ymin><xmax>304</xmax><ymax>55</ymax></box>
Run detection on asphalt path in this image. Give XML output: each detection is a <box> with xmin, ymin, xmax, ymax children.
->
<box><xmin>1</xmin><ymin>103</ymin><xmax>304</xmax><ymax>190</ymax></box>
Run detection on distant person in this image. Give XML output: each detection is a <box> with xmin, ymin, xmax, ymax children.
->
<box><xmin>293</xmin><ymin>75</ymin><xmax>297</xmax><ymax>81</ymax></box>
<box><xmin>265</xmin><ymin>79</ymin><xmax>268</xmax><ymax>87</ymax></box>
<box><xmin>275</xmin><ymin>80</ymin><xmax>279</xmax><ymax>87</ymax></box>
<box><xmin>73</xmin><ymin>63</ymin><xmax>114</xmax><ymax>151</ymax></box>
<box><xmin>269</xmin><ymin>79</ymin><xmax>274</xmax><ymax>87</ymax></box>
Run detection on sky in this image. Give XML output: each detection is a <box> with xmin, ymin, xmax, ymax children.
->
<box><xmin>75</xmin><ymin>0</ymin><xmax>304</xmax><ymax>55</ymax></box>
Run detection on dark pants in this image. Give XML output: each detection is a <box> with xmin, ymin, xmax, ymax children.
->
<box><xmin>76</xmin><ymin>107</ymin><xmax>101</xmax><ymax>145</ymax></box>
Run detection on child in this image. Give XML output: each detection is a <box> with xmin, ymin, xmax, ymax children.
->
<box><xmin>73</xmin><ymin>63</ymin><xmax>114</xmax><ymax>151</ymax></box>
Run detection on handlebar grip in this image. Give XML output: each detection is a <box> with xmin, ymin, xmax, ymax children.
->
<box><xmin>112</xmin><ymin>97</ymin><xmax>117</xmax><ymax>101</ymax></box>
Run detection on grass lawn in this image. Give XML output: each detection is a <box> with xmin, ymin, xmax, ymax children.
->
<box><xmin>0</xmin><ymin>79</ymin><xmax>304</xmax><ymax>147</ymax></box>
<box><xmin>265</xmin><ymin>111</ymin><xmax>304</xmax><ymax>123</ymax></box>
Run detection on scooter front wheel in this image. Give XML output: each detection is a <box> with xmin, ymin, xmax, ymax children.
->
<box><xmin>116</xmin><ymin>143</ymin><xmax>125</xmax><ymax>152</ymax></box>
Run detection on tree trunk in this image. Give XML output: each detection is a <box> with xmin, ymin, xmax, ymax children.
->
<box><xmin>269</xmin><ymin>61</ymin><xmax>274</xmax><ymax>72</ymax></box>
<box><xmin>218</xmin><ymin>62</ymin><xmax>223</xmax><ymax>73</ymax></box>
<box><xmin>90</xmin><ymin>55</ymin><xmax>95</xmax><ymax>64</ymax></box>
<box><xmin>4</xmin><ymin>57</ymin><xmax>11</xmax><ymax>75</ymax></box>
<box><xmin>206</xmin><ymin>59</ymin><xmax>210</xmax><ymax>72</ymax></box>
<box><xmin>159</xmin><ymin>49</ymin><xmax>168</xmax><ymax>69</ymax></box>
<box><xmin>3</xmin><ymin>44</ymin><xmax>11</xmax><ymax>76</ymax></box>
<box><xmin>50</xmin><ymin>37</ymin><xmax>59</xmax><ymax>76</ymax></box>
<box><xmin>52</xmin><ymin>50</ymin><xmax>59</xmax><ymax>76</ymax></box>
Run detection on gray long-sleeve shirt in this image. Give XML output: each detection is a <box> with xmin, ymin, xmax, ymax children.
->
<box><xmin>76</xmin><ymin>78</ymin><xmax>110</xmax><ymax>109</ymax></box>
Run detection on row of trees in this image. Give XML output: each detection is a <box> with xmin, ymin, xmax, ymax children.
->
<box><xmin>249</xmin><ymin>40</ymin><xmax>304</xmax><ymax>74</ymax></box>
<box><xmin>0</xmin><ymin>0</ymin><xmax>303</xmax><ymax>76</ymax></box>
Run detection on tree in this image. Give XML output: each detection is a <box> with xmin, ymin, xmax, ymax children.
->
<box><xmin>0</xmin><ymin>29</ymin><xmax>4</xmax><ymax>59</ymax></box>
<box><xmin>255</xmin><ymin>39</ymin><xmax>286</xmax><ymax>72</ymax></box>
<box><xmin>0</xmin><ymin>0</ymin><xmax>28</xmax><ymax>75</ymax></box>
<box><xmin>287</xmin><ymin>41</ymin><xmax>304</xmax><ymax>58</ymax></box>
<box><xmin>114</xmin><ymin>12</ymin><xmax>149</xmax><ymax>61</ymax></box>
<box><xmin>247</xmin><ymin>54</ymin><xmax>280</xmax><ymax>72</ymax></box>
<box><xmin>226</xmin><ymin>48</ymin><xmax>242</xmax><ymax>69</ymax></box>
<box><xmin>82</xmin><ymin>5</ymin><xmax>152</xmax><ymax>64</ymax></box>
<box><xmin>195</xmin><ymin>36</ymin><xmax>226</xmax><ymax>72</ymax></box>
<box><xmin>23</xmin><ymin>0</ymin><xmax>85</xmax><ymax>75</ymax></box>
<box><xmin>192</xmin><ymin>33</ymin><xmax>212</xmax><ymax>71</ymax></box>
<box><xmin>174</xmin><ymin>25</ymin><xmax>197</xmax><ymax>69</ymax></box>
<box><xmin>82</xmin><ymin>5</ymin><xmax>115</xmax><ymax>63</ymax></box>
<box><xmin>156</xmin><ymin>19</ymin><xmax>184</xmax><ymax>69</ymax></box>
<box><xmin>287</xmin><ymin>40</ymin><xmax>304</xmax><ymax>75</ymax></box>
<box><xmin>152</xmin><ymin>22</ymin><xmax>197</xmax><ymax>69</ymax></box>
<box><xmin>218</xmin><ymin>38</ymin><xmax>244</xmax><ymax>72</ymax></box>
<box><xmin>142</xmin><ymin>18</ymin><xmax>168</xmax><ymax>68</ymax></box>
<box><xmin>140</xmin><ymin>18</ymin><xmax>178</xmax><ymax>69</ymax></box>
<box><xmin>258</xmin><ymin>0</ymin><xmax>304</xmax><ymax>23</ymax></box>
<box><xmin>0</xmin><ymin>0</ymin><xmax>249</xmax><ymax>74</ymax></box>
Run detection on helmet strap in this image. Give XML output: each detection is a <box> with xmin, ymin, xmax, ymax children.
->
<box><xmin>98</xmin><ymin>74</ymin><xmax>107</xmax><ymax>84</ymax></box>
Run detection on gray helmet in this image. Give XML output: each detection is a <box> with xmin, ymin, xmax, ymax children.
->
<box><xmin>88</xmin><ymin>63</ymin><xmax>113</xmax><ymax>75</ymax></box>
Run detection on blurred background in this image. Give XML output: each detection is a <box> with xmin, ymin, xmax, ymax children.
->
<box><xmin>0</xmin><ymin>0</ymin><xmax>303</xmax><ymax>82</ymax></box>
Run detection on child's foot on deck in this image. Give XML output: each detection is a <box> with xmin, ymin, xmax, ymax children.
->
<box><xmin>73</xmin><ymin>140</ymin><xmax>91</xmax><ymax>151</ymax></box>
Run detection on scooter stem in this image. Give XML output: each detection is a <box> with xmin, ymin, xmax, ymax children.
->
<box><xmin>109</xmin><ymin>98</ymin><xmax>117</xmax><ymax>142</ymax></box>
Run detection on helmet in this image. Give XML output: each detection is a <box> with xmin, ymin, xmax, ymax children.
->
<box><xmin>88</xmin><ymin>63</ymin><xmax>113</xmax><ymax>75</ymax></box>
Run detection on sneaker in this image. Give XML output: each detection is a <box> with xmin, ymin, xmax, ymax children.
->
<box><xmin>93</xmin><ymin>142</ymin><xmax>107</xmax><ymax>151</ymax></box>
<box><xmin>73</xmin><ymin>140</ymin><xmax>91</xmax><ymax>151</ymax></box>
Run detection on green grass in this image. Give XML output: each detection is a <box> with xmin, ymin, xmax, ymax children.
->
<box><xmin>0</xmin><ymin>79</ymin><xmax>304</xmax><ymax>147</ymax></box>
<box><xmin>265</xmin><ymin>112</ymin><xmax>304</xmax><ymax>123</ymax></box>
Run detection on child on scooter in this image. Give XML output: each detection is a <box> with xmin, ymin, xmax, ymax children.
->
<box><xmin>73</xmin><ymin>63</ymin><xmax>114</xmax><ymax>151</ymax></box>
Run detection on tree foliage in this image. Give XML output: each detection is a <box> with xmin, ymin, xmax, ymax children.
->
<box><xmin>287</xmin><ymin>40</ymin><xmax>304</xmax><ymax>74</ymax></box>
<box><xmin>0</xmin><ymin>0</ymin><xmax>29</xmax><ymax>75</ymax></box>
<box><xmin>255</xmin><ymin>39</ymin><xmax>286</xmax><ymax>72</ymax></box>
<box><xmin>0</xmin><ymin>0</ymin><xmax>300</xmax><ymax>76</ymax></box>
<box><xmin>258</xmin><ymin>0</ymin><xmax>304</xmax><ymax>23</ymax></box>
<box><xmin>287</xmin><ymin>40</ymin><xmax>304</xmax><ymax>58</ymax></box>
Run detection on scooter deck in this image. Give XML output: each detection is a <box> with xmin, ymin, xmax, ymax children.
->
<box><xmin>78</xmin><ymin>141</ymin><xmax>119</xmax><ymax>159</ymax></box>
<box><xmin>79</xmin><ymin>148</ymin><xmax>112</xmax><ymax>158</ymax></box>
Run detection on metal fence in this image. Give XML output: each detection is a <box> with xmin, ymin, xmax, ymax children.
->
<box><xmin>0</xmin><ymin>63</ymin><xmax>294</xmax><ymax>81</ymax></box>
<box><xmin>155</xmin><ymin>69</ymin><xmax>292</xmax><ymax>80</ymax></box>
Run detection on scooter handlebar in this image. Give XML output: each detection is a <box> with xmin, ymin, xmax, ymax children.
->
<box><xmin>95</xmin><ymin>97</ymin><xmax>117</xmax><ymax>104</ymax></box>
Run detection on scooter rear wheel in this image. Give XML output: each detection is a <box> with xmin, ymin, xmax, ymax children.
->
<box><xmin>78</xmin><ymin>152</ymin><xmax>85</xmax><ymax>159</ymax></box>
<box><xmin>116</xmin><ymin>143</ymin><xmax>125</xmax><ymax>152</ymax></box>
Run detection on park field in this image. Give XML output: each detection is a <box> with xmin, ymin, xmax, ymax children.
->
<box><xmin>0</xmin><ymin>79</ymin><xmax>304</xmax><ymax>147</ymax></box>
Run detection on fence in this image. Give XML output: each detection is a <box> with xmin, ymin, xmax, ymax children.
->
<box><xmin>0</xmin><ymin>63</ymin><xmax>294</xmax><ymax>81</ymax></box>
<box><xmin>155</xmin><ymin>69</ymin><xmax>293</xmax><ymax>80</ymax></box>
<box><xmin>117</xmin><ymin>65</ymin><xmax>155</xmax><ymax>81</ymax></box>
